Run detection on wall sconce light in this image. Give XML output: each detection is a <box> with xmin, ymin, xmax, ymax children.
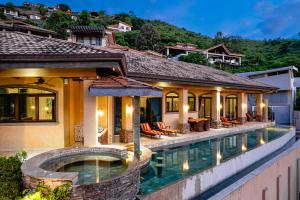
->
<box><xmin>260</xmin><ymin>103</ymin><xmax>266</xmax><ymax>108</ymax></box>
<box><xmin>183</xmin><ymin>104</ymin><xmax>189</xmax><ymax>112</ymax></box>
<box><xmin>218</xmin><ymin>104</ymin><xmax>222</xmax><ymax>110</ymax></box>
<box><xmin>31</xmin><ymin>106</ymin><xmax>35</xmax><ymax>110</ymax></box>
<box><xmin>44</xmin><ymin>106</ymin><xmax>49</xmax><ymax>111</ymax></box>
<box><xmin>241</xmin><ymin>144</ymin><xmax>247</xmax><ymax>151</ymax></box>
<box><xmin>217</xmin><ymin>153</ymin><xmax>222</xmax><ymax>160</ymax></box>
<box><xmin>126</xmin><ymin>105</ymin><xmax>133</xmax><ymax>114</ymax></box>
<box><xmin>182</xmin><ymin>160</ymin><xmax>189</xmax><ymax>171</ymax></box>
<box><xmin>242</xmin><ymin>103</ymin><xmax>246</xmax><ymax>109</ymax></box>
<box><xmin>63</xmin><ymin>78</ymin><xmax>69</xmax><ymax>85</ymax></box>
<box><xmin>97</xmin><ymin>109</ymin><xmax>104</xmax><ymax>117</ymax></box>
<box><xmin>260</xmin><ymin>139</ymin><xmax>265</xmax><ymax>145</ymax></box>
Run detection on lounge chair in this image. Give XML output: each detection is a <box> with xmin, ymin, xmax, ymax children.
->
<box><xmin>156</xmin><ymin>122</ymin><xmax>179</xmax><ymax>136</ymax></box>
<box><xmin>246</xmin><ymin>113</ymin><xmax>255</xmax><ymax>122</ymax></box>
<box><xmin>140</xmin><ymin>123</ymin><xmax>162</xmax><ymax>138</ymax></box>
<box><xmin>221</xmin><ymin>117</ymin><xmax>234</xmax><ymax>127</ymax></box>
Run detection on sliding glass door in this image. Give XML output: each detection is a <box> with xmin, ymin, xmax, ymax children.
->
<box><xmin>199</xmin><ymin>94</ymin><xmax>212</xmax><ymax>118</ymax></box>
<box><xmin>140</xmin><ymin>97</ymin><xmax>162</xmax><ymax>126</ymax></box>
<box><xmin>225</xmin><ymin>95</ymin><xmax>238</xmax><ymax>120</ymax></box>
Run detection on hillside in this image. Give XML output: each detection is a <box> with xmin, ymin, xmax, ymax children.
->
<box><xmin>1</xmin><ymin>2</ymin><xmax>300</xmax><ymax>75</ymax></box>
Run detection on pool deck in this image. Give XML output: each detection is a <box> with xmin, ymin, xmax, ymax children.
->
<box><xmin>0</xmin><ymin>122</ymin><xmax>274</xmax><ymax>158</ymax></box>
<box><xmin>141</xmin><ymin>122</ymin><xmax>275</xmax><ymax>150</ymax></box>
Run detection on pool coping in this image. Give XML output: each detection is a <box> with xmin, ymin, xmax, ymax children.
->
<box><xmin>145</xmin><ymin>122</ymin><xmax>275</xmax><ymax>151</ymax></box>
<box><xmin>139</xmin><ymin>125</ymin><xmax>295</xmax><ymax>200</ymax></box>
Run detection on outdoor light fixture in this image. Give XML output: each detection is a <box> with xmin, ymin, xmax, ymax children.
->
<box><xmin>97</xmin><ymin>109</ymin><xmax>104</xmax><ymax>117</ymax></box>
<box><xmin>63</xmin><ymin>78</ymin><xmax>69</xmax><ymax>85</ymax></box>
<box><xmin>184</xmin><ymin>104</ymin><xmax>189</xmax><ymax>112</ymax></box>
<box><xmin>44</xmin><ymin>106</ymin><xmax>49</xmax><ymax>111</ymax></box>
<box><xmin>183</xmin><ymin>160</ymin><xmax>189</xmax><ymax>171</ymax></box>
<box><xmin>261</xmin><ymin>103</ymin><xmax>266</xmax><ymax>108</ymax></box>
<box><xmin>242</xmin><ymin>103</ymin><xmax>246</xmax><ymax>109</ymax></box>
<box><xmin>126</xmin><ymin>105</ymin><xmax>133</xmax><ymax>114</ymax></box>
<box><xmin>260</xmin><ymin>139</ymin><xmax>265</xmax><ymax>145</ymax></box>
<box><xmin>31</xmin><ymin>106</ymin><xmax>35</xmax><ymax>110</ymax></box>
<box><xmin>241</xmin><ymin>144</ymin><xmax>247</xmax><ymax>151</ymax></box>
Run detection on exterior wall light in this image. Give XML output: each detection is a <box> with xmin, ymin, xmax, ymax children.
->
<box><xmin>97</xmin><ymin>110</ymin><xmax>104</xmax><ymax>117</ymax></box>
<box><xmin>261</xmin><ymin>103</ymin><xmax>266</xmax><ymax>108</ymax></box>
<box><xmin>183</xmin><ymin>160</ymin><xmax>189</xmax><ymax>171</ymax></box>
<box><xmin>126</xmin><ymin>105</ymin><xmax>133</xmax><ymax>115</ymax></box>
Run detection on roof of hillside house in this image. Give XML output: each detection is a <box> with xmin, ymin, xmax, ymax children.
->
<box><xmin>68</xmin><ymin>25</ymin><xmax>105</xmax><ymax>34</ymax></box>
<box><xmin>0</xmin><ymin>20</ymin><xmax>56</xmax><ymax>35</ymax></box>
<box><xmin>204</xmin><ymin>43</ymin><xmax>244</xmax><ymax>57</ymax></box>
<box><xmin>108</xmin><ymin>21</ymin><xmax>132</xmax><ymax>28</ymax></box>
<box><xmin>0</xmin><ymin>31</ymin><xmax>126</xmax><ymax>73</ymax></box>
<box><xmin>105</xmin><ymin>46</ymin><xmax>276</xmax><ymax>91</ymax></box>
<box><xmin>238</xmin><ymin>66</ymin><xmax>298</xmax><ymax>77</ymax></box>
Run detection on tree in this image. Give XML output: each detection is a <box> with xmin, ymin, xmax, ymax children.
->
<box><xmin>0</xmin><ymin>11</ymin><xmax>6</xmax><ymax>19</ymax></box>
<box><xmin>136</xmin><ymin>23</ymin><xmax>161</xmax><ymax>50</ymax></box>
<box><xmin>5</xmin><ymin>2</ymin><xmax>15</xmax><ymax>10</ymax></box>
<box><xmin>39</xmin><ymin>6</ymin><xmax>48</xmax><ymax>16</ymax></box>
<box><xmin>57</xmin><ymin>3</ymin><xmax>70</xmax><ymax>12</ymax></box>
<box><xmin>77</xmin><ymin>10</ymin><xmax>91</xmax><ymax>26</ymax></box>
<box><xmin>179</xmin><ymin>53</ymin><xmax>208</xmax><ymax>65</ymax></box>
<box><xmin>44</xmin><ymin>11</ymin><xmax>73</xmax><ymax>39</ymax></box>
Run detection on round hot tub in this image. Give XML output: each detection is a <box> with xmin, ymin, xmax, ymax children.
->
<box><xmin>22</xmin><ymin>147</ymin><xmax>140</xmax><ymax>200</ymax></box>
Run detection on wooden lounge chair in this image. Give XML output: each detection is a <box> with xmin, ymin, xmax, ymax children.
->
<box><xmin>246</xmin><ymin>113</ymin><xmax>255</xmax><ymax>122</ymax></box>
<box><xmin>156</xmin><ymin>122</ymin><xmax>179</xmax><ymax>136</ymax></box>
<box><xmin>221</xmin><ymin>117</ymin><xmax>233</xmax><ymax>128</ymax></box>
<box><xmin>140</xmin><ymin>123</ymin><xmax>162</xmax><ymax>138</ymax></box>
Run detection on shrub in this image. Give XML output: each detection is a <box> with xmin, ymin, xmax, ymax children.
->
<box><xmin>0</xmin><ymin>151</ymin><xmax>27</xmax><ymax>200</ymax></box>
<box><xmin>21</xmin><ymin>182</ymin><xmax>72</xmax><ymax>200</ymax></box>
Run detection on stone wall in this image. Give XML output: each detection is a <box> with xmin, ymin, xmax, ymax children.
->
<box><xmin>71</xmin><ymin>166</ymin><xmax>140</xmax><ymax>200</ymax></box>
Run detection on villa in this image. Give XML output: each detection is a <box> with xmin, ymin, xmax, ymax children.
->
<box><xmin>162</xmin><ymin>43</ymin><xmax>244</xmax><ymax>66</ymax></box>
<box><xmin>1</xmin><ymin>31</ymin><xmax>300</xmax><ymax>200</ymax></box>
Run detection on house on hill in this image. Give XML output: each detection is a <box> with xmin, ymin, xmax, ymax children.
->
<box><xmin>107</xmin><ymin>21</ymin><xmax>132</xmax><ymax>32</ymax></box>
<box><xmin>67</xmin><ymin>25</ymin><xmax>115</xmax><ymax>46</ymax></box>
<box><xmin>162</xmin><ymin>43</ymin><xmax>244</xmax><ymax>66</ymax></box>
<box><xmin>0</xmin><ymin>20</ymin><xmax>56</xmax><ymax>38</ymax></box>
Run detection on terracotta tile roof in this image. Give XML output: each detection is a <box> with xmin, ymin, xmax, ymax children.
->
<box><xmin>0</xmin><ymin>20</ymin><xmax>56</xmax><ymax>35</ymax></box>
<box><xmin>0</xmin><ymin>31</ymin><xmax>115</xmax><ymax>56</ymax></box>
<box><xmin>102</xmin><ymin>46</ymin><xmax>277</xmax><ymax>91</ymax></box>
<box><xmin>68</xmin><ymin>26</ymin><xmax>105</xmax><ymax>34</ymax></box>
<box><xmin>89</xmin><ymin>76</ymin><xmax>162</xmax><ymax>97</ymax></box>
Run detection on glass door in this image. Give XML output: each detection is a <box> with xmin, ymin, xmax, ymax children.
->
<box><xmin>225</xmin><ymin>95</ymin><xmax>238</xmax><ymax>120</ymax></box>
<box><xmin>114</xmin><ymin>97</ymin><xmax>122</xmax><ymax>136</ymax></box>
<box><xmin>141</xmin><ymin>97</ymin><xmax>162</xmax><ymax>126</ymax></box>
<box><xmin>199</xmin><ymin>95</ymin><xmax>212</xmax><ymax>118</ymax></box>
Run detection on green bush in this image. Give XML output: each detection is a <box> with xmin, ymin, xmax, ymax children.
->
<box><xmin>21</xmin><ymin>182</ymin><xmax>71</xmax><ymax>200</ymax></box>
<box><xmin>0</xmin><ymin>151</ymin><xmax>27</xmax><ymax>200</ymax></box>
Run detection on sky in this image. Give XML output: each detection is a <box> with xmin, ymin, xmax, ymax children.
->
<box><xmin>1</xmin><ymin>0</ymin><xmax>300</xmax><ymax>39</ymax></box>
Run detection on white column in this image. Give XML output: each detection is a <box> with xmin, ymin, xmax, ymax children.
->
<box><xmin>263</xmin><ymin>98</ymin><xmax>269</xmax><ymax>122</ymax></box>
<box><xmin>238</xmin><ymin>93</ymin><xmax>248</xmax><ymax>123</ymax></box>
<box><xmin>166</xmin><ymin>48</ymin><xmax>170</xmax><ymax>56</ymax></box>
<box><xmin>179</xmin><ymin>88</ymin><xmax>189</xmax><ymax>133</ymax></box>
<box><xmin>83</xmin><ymin>80</ymin><xmax>98</xmax><ymax>147</ymax></box>
<box><xmin>256</xmin><ymin>93</ymin><xmax>263</xmax><ymax>122</ymax></box>
<box><xmin>212</xmin><ymin>90</ymin><xmax>221</xmax><ymax>128</ymax></box>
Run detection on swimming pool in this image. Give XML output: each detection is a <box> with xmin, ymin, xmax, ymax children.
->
<box><xmin>140</xmin><ymin>126</ymin><xmax>292</xmax><ymax>195</ymax></box>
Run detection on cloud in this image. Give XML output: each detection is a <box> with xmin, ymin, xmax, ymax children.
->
<box><xmin>253</xmin><ymin>0</ymin><xmax>300</xmax><ymax>38</ymax></box>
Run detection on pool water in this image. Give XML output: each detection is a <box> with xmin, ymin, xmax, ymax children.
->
<box><xmin>140</xmin><ymin>126</ymin><xmax>291</xmax><ymax>195</ymax></box>
<box><xmin>42</xmin><ymin>154</ymin><xmax>128</xmax><ymax>185</ymax></box>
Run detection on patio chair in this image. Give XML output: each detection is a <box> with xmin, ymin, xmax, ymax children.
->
<box><xmin>156</xmin><ymin>122</ymin><xmax>179</xmax><ymax>136</ymax></box>
<box><xmin>140</xmin><ymin>123</ymin><xmax>162</xmax><ymax>138</ymax></box>
<box><xmin>221</xmin><ymin>117</ymin><xmax>233</xmax><ymax>128</ymax></box>
<box><xmin>246</xmin><ymin>113</ymin><xmax>255</xmax><ymax>122</ymax></box>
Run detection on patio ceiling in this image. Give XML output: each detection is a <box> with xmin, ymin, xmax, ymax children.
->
<box><xmin>89</xmin><ymin>76</ymin><xmax>162</xmax><ymax>97</ymax></box>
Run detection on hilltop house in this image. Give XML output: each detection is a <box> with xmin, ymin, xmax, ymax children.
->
<box><xmin>0</xmin><ymin>20</ymin><xmax>56</xmax><ymax>38</ymax></box>
<box><xmin>162</xmin><ymin>43</ymin><xmax>244</xmax><ymax>66</ymax></box>
<box><xmin>107</xmin><ymin>21</ymin><xmax>132</xmax><ymax>32</ymax></box>
<box><xmin>66</xmin><ymin>25</ymin><xmax>115</xmax><ymax>46</ymax></box>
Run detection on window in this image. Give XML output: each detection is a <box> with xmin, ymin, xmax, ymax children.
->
<box><xmin>166</xmin><ymin>92</ymin><xmax>179</xmax><ymax>112</ymax></box>
<box><xmin>0</xmin><ymin>87</ymin><xmax>56</xmax><ymax>122</ymax></box>
<box><xmin>188</xmin><ymin>92</ymin><xmax>196</xmax><ymax>111</ymax></box>
<box><xmin>199</xmin><ymin>94</ymin><xmax>212</xmax><ymax>118</ymax></box>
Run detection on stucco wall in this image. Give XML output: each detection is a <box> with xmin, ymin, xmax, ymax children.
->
<box><xmin>0</xmin><ymin>78</ymin><xmax>65</xmax><ymax>150</ymax></box>
<box><xmin>217</xmin><ymin>139</ymin><xmax>300</xmax><ymax>200</ymax></box>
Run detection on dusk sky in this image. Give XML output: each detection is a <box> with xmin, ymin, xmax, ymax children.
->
<box><xmin>1</xmin><ymin>0</ymin><xmax>300</xmax><ymax>39</ymax></box>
